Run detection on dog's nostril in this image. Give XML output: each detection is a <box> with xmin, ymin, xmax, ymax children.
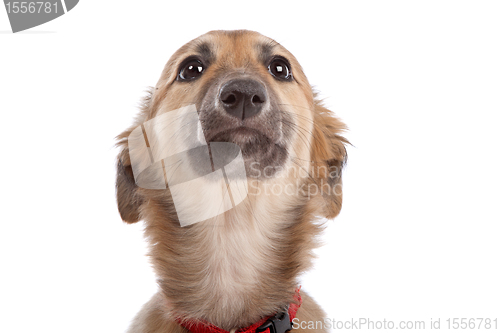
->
<box><xmin>252</xmin><ymin>95</ymin><xmax>264</xmax><ymax>104</ymax></box>
<box><xmin>222</xmin><ymin>93</ymin><xmax>237</xmax><ymax>105</ymax></box>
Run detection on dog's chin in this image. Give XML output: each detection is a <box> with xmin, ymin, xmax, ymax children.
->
<box><xmin>208</xmin><ymin>127</ymin><xmax>288</xmax><ymax>179</ymax></box>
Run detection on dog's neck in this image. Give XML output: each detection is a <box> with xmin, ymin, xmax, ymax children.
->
<box><xmin>142</xmin><ymin>178</ymin><xmax>320</xmax><ymax>330</ymax></box>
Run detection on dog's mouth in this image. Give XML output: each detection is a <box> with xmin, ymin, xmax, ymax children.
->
<box><xmin>209</xmin><ymin>126</ymin><xmax>260</xmax><ymax>142</ymax></box>
<box><xmin>208</xmin><ymin>127</ymin><xmax>274</xmax><ymax>159</ymax></box>
<box><xmin>204</xmin><ymin>125</ymin><xmax>288</xmax><ymax>179</ymax></box>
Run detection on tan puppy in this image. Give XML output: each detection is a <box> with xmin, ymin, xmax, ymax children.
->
<box><xmin>116</xmin><ymin>30</ymin><xmax>348</xmax><ymax>333</ymax></box>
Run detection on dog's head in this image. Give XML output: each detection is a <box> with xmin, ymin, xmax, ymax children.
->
<box><xmin>116</xmin><ymin>30</ymin><xmax>347</xmax><ymax>224</ymax></box>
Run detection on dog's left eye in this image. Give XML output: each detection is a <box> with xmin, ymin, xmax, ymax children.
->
<box><xmin>268</xmin><ymin>58</ymin><xmax>292</xmax><ymax>81</ymax></box>
<box><xmin>178</xmin><ymin>59</ymin><xmax>205</xmax><ymax>81</ymax></box>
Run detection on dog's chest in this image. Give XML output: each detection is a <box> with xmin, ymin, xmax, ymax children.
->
<box><xmin>198</xmin><ymin>212</ymin><xmax>275</xmax><ymax>306</ymax></box>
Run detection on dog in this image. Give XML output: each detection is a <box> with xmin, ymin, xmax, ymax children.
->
<box><xmin>116</xmin><ymin>30</ymin><xmax>348</xmax><ymax>333</ymax></box>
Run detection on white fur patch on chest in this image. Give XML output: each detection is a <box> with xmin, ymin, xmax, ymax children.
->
<box><xmin>195</xmin><ymin>194</ymin><xmax>284</xmax><ymax>309</ymax></box>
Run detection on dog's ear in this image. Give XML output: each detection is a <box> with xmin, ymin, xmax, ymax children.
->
<box><xmin>116</xmin><ymin>144</ymin><xmax>143</xmax><ymax>223</ymax></box>
<box><xmin>115</xmin><ymin>89</ymin><xmax>155</xmax><ymax>223</ymax></box>
<box><xmin>309</xmin><ymin>101</ymin><xmax>348</xmax><ymax>219</ymax></box>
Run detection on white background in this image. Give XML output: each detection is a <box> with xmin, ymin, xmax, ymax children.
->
<box><xmin>1</xmin><ymin>1</ymin><xmax>499</xmax><ymax>332</ymax></box>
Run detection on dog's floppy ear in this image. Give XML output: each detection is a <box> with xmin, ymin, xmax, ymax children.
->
<box><xmin>309</xmin><ymin>100</ymin><xmax>348</xmax><ymax>219</ymax></box>
<box><xmin>115</xmin><ymin>89</ymin><xmax>156</xmax><ymax>223</ymax></box>
<box><xmin>116</xmin><ymin>144</ymin><xmax>143</xmax><ymax>223</ymax></box>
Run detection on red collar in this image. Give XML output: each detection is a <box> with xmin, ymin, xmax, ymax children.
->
<box><xmin>177</xmin><ymin>288</ymin><xmax>302</xmax><ymax>333</ymax></box>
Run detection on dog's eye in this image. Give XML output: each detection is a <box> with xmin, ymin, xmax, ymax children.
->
<box><xmin>178</xmin><ymin>59</ymin><xmax>205</xmax><ymax>81</ymax></box>
<box><xmin>268</xmin><ymin>58</ymin><xmax>292</xmax><ymax>81</ymax></box>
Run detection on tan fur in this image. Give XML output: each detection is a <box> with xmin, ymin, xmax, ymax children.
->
<box><xmin>116</xmin><ymin>30</ymin><xmax>348</xmax><ymax>333</ymax></box>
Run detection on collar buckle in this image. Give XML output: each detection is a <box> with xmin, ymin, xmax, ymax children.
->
<box><xmin>255</xmin><ymin>310</ymin><xmax>292</xmax><ymax>333</ymax></box>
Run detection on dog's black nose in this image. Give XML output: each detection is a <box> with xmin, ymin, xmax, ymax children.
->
<box><xmin>219</xmin><ymin>79</ymin><xmax>267</xmax><ymax>120</ymax></box>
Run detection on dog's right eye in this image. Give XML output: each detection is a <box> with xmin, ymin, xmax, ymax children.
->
<box><xmin>178</xmin><ymin>59</ymin><xmax>205</xmax><ymax>81</ymax></box>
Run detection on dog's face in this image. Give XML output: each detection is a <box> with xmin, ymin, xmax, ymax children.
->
<box><xmin>149</xmin><ymin>30</ymin><xmax>316</xmax><ymax>178</ymax></box>
<box><xmin>116</xmin><ymin>30</ymin><xmax>347</xmax><ymax>224</ymax></box>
